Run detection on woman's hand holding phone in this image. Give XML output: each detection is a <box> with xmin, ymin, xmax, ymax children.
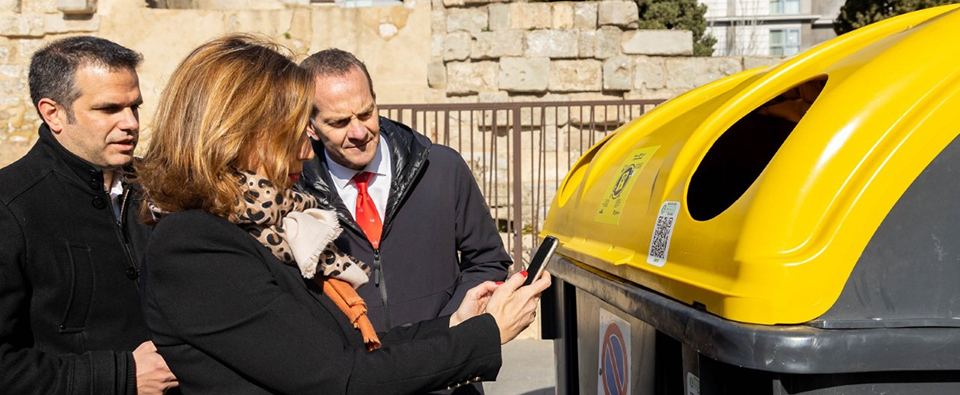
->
<box><xmin>484</xmin><ymin>270</ymin><xmax>552</xmax><ymax>344</ymax></box>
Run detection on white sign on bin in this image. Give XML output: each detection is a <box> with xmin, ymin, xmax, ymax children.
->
<box><xmin>598</xmin><ymin>308</ymin><xmax>631</xmax><ymax>395</ymax></box>
<box><xmin>647</xmin><ymin>201</ymin><xmax>680</xmax><ymax>267</ymax></box>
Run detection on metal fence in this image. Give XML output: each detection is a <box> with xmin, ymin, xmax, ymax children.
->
<box><xmin>380</xmin><ymin>99</ymin><xmax>664</xmax><ymax>270</ymax></box>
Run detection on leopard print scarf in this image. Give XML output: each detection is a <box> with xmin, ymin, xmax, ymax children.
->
<box><xmin>234</xmin><ymin>171</ymin><xmax>381</xmax><ymax>350</ymax></box>
<box><xmin>233</xmin><ymin>170</ymin><xmax>370</xmax><ymax>288</ymax></box>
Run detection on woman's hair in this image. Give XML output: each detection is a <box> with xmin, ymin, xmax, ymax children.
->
<box><xmin>137</xmin><ymin>34</ymin><xmax>313</xmax><ymax>221</ymax></box>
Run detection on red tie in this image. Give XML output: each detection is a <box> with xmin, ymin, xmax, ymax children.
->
<box><xmin>352</xmin><ymin>172</ymin><xmax>382</xmax><ymax>249</ymax></box>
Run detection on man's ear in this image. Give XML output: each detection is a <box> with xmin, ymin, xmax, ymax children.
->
<box><xmin>306</xmin><ymin>120</ymin><xmax>320</xmax><ymax>141</ymax></box>
<box><xmin>37</xmin><ymin>98</ymin><xmax>65</xmax><ymax>132</ymax></box>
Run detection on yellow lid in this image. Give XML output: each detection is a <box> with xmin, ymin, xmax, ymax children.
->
<box><xmin>542</xmin><ymin>5</ymin><xmax>960</xmax><ymax>325</ymax></box>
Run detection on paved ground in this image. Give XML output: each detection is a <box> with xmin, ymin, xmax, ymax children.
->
<box><xmin>484</xmin><ymin>339</ymin><xmax>557</xmax><ymax>395</ymax></box>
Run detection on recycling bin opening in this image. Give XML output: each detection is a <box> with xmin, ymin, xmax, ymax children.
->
<box><xmin>688</xmin><ymin>77</ymin><xmax>826</xmax><ymax>221</ymax></box>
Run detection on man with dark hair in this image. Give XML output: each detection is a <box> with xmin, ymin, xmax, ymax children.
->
<box><xmin>0</xmin><ymin>36</ymin><xmax>178</xmax><ymax>394</ymax></box>
<box><xmin>298</xmin><ymin>49</ymin><xmax>510</xmax><ymax>394</ymax></box>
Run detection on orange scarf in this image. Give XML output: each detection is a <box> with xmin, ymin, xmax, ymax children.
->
<box><xmin>319</xmin><ymin>277</ymin><xmax>381</xmax><ymax>351</ymax></box>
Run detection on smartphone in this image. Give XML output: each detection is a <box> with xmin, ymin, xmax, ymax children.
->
<box><xmin>523</xmin><ymin>235</ymin><xmax>559</xmax><ymax>286</ymax></box>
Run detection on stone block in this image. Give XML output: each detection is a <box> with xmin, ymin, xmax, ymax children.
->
<box><xmin>423</xmin><ymin>88</ymin><xmax>447</xmax><ymax>103</ymax></box>
<box><xmin>622</xmin><ymin>30</ymin><xmax>693</xmax><ymax>56</ymax></box>
<box><xmin>431</xmin><ymin>9</ymin><xmax>445</xmax><ymax>34</ymax></box>
<box><xmin>574</xmin><ymin>2</ymin><xmax>597</xmax><ymax>29</ymax></box>
<box><xmin>552</xmin><ymin>3</ymin><xmax>573</xmax><ymax>29</ymax></box>
<box><xmin>16</xmin><ymin>39</ymin><xmax>42</xmax><ymax>61</ymax></box>
<box><xmin>488</xmin><ymin>3</ymin><xmax>509</xmax><ymax>31</ymax></box>
<box><xmin>443</xmin><ymin>31</ymin><xmax>471</xmax><ymax>61</ymax></box>
<box><xmin>446</xmin><ymin>7</ymin><xmax>487</xmax><ymax>35</ymax></box>
<box><xmin>0</xmin><ymin>14</ymin><xmax>45</xmax><ymax>37</ymax></box>
<box><xmin>509</xmin><ymin>2</ymin><xmax>550</xmax><ymax>30</ymax></box>
<box><xmin>0</xmin><ymin>46</ymin><xmax>10</xmax><ymax>63</ymax></box>
<box><xmin>603</xmin><ymin>56</ymin><xmax>631</xmax><ymax>91</ymax></box>
<box><xmin>744</xmin><ymin>56</ymin><xmax>782</xmax><ymax>70</ymax></box>
<box><xmin>595</xmin><ymin>26</ymin><xmax>620</xmax><ymax>59</ymax></box>
<box><xmin>525</xmin><ymin>30</ymin><xmax>578</xmax><ymax>59</ymax></box>
<box><xmin>0</xmin><ymin>64</ymin><xmax>19</xmax><ymax>79</ymax></box>
<box><xmin>625</xmin><ymin>88</ymin><xmax>686</xmax><ymax>101</ymax></box>
<box><xmin>499</xmin><ymin>57</ymin><xmax>549</xmax><ymax>93</ymax></box>
<box><xmin>0</xmin><ymin>0</ymin><xmax>19</xmax><ymax>12</ymax></box>
<box><xmin>561</xmin><ymin>92</ymin><xmax>635</xmax><ymax>127</ymax></box>
<box><xmin>578</xmin><ymin>30</ymin><xmax>595</xmax><ymax>58</ymax></box>
<box><xmin>549</xmin><ymin>60</ymin><xmax>601</xmax><ymax>92</ymax></box>
<box><xmin>427</xmin><ymin>59</ymin><xmax>446</xmax><ymax>89</ymax></box>
<box><xmin>44</xmin><ymin>14</ymin><xmax>100</xmax><ymax>34</ymax></box>
<box><xmin>598</xmin><ymin>1</ymin><xmax>638</xmax><ymax>28</ymax></box>
<box><xmin>446</xmin><ymin>61</ymin><xmax>498</xmax><ymax>95</ymax></box>
<box><xmin>478</xmin><ymin>91</ymin><xmax>508</xmax><ymax>103</ymax></box>
<box><xmin>442</xmin><ymin>0</ymin><xmax>508</xmax><ymax>6</ymax></box>
<box><xmin>56</xmin><ymin>0</ymin><xmax>95</xmax><ymax>14</ymax></box>
<box><xmin>23</xmin><ymin>0</ymin><xmax>56</xmax><ymax>13</ymax></box>
<box><xmin>0</xmin><ymin>77</ymin><xmax>25</xmax><ymax>95</ymax></box>
<box><xmin>471</xmin><ymin>30</ymin><xmax>523</xmax><ymax>59</ymax></box>
<box><xmin>665</xmin><ymin>57</ymin><xmax>742</xmax><ymax>91</ymax></box>
<box><xmin>634</xmin><ymin>56</ymin><xmax>665</xmax><ymax>90</ymax></box>
<box><xmin>431</xmin><ymin>34</ymin><xmax>443</xmax><ymax>58</ymax></box>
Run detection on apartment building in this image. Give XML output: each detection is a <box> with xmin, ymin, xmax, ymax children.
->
<box><xmin>702</xmin><ymin>0</ymin><xmax>844</xmax><ymax>56</ymax></box>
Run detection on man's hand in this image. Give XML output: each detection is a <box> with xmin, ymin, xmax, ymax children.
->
<box><xmin>450</xmin><ymin>281</ymin><xmax>499</xmax><ymax>327</ymax></box>
<box><xmin>132</xmin><ymin>341</ymin><xmax>179</xmax><ymax>395</ymax></box>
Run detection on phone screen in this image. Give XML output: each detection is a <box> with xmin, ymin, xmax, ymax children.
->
<box><xmin>523</xmin><ymin>236</ymin><xmax>558</xmax><ymax>286</ymax></box>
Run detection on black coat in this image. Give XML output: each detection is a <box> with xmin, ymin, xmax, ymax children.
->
<box><xmin>299</xmin><ymin>118</ymin><xmax>512</xmax><ymax>332</ymax></box>
<box><xmin>142</xmin><ymin>209</ymin><xmax>502</xmax><ymax>394</ymax></box>
<box><xmin>0</xmin><ymin>125</ymin><xmax>151</xmax><ymax>394</ymax></box>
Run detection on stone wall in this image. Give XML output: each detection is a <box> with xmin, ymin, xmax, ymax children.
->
<box><xmin>0</xmin><ymin>0</ymin><xmax>432</xmax><ymax>165</ymax></box>
<box><xmin>426</xmin><ymin>0</ymin><xmax>781</xmax><ymax>104</ymax></box>
<box><xmin>0</xmin><ymin>0</ymin><xmax>783</xmax><ymax>167</ymax></box>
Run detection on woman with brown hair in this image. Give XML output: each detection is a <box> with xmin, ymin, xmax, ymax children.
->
<box><xmin>136</xmin><ymin>34</ymin><xmax>550</xmax><ymax>394</ymax></box>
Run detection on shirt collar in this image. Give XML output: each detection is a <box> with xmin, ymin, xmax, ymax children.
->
<box><xmin>108</xmin><ymin>174</ymin><xmax>124</xmax><ymax>200</ymax></box>
<box><xmin>324</xmin><ymin>134</ymin><xmax>391</xmax><ymax>189</ymax></box>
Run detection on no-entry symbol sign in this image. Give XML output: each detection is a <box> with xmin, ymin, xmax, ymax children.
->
<box><xmin>598</xmin><ymin>309</ymin><xmax>631</xmax><ymax>395</ymax></box>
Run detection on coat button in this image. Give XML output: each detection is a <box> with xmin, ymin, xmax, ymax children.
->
<box><xmin>88</xmin><ymin>179</ymin><xmax>100</xmax><ymax>190</ymax></box>
<box><xmin>91</xmin><ymin>196</ymin><xmax>107</xmax><ymax>209</ymax></box>
<box><xmin>125</xmin><ymin>267</ymin><xmax>139</xmax><ymax>280</ymax></box>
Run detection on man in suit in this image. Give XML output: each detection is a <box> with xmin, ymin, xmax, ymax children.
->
<box><xmin>0</xmin><ymin>36</ymin><xmax>177</xmax><ymax>394</ymax></box>
<box><xmin>298</xmin><ymin>52</ymin><xmax>511</xmax><ymax>387</ymax></box>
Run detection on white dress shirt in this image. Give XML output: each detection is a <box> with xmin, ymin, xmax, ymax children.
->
<box><xmin>107</xmin><ymin>176</ymin><xmax>124</xmax><ymax>220</ymax></box>
<box><xmin>324</xmin><ymin>134</ymin><xmax>393</xmax><ymax>223</ymax></box>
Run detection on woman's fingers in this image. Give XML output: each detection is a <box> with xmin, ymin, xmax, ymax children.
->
<box><xmin>502</xmin><ymin>270</ymin><xmax>527</xmax><ymax>290</ymax></box>
<box><xmin>471</xmin><ymin>281</ymin><xmax>499</xmax><ymax>298</ymax></box>
<box><xmin>529</xmin><ymin>270</ymin><xmax>552</xmax><ymax>293</ymax></box>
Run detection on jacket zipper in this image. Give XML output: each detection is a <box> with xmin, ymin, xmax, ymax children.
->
<box><xmin>369</xmin><ymin>147</ymin><xmax>428</xmax><ymax>330</ymax></box>
<box><xmin>111</xmin><ymin>187</ymin><xmax>140</xmax><ymax>290</ymax></box>
<box><xmin>372</xmin><ymin>249</ymin><xmax>391</xmax><ymax>329</ymax></box>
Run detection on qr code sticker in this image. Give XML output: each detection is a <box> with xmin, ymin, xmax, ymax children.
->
<box><xmin>647</xmin><ymin>201</ymin><xmax>680</xmax><ymax>267</ymax></box>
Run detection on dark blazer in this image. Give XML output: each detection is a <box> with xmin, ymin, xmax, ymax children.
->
<box><xmin>299</xmin><ymin>117</ymin><xmax>511</xmax><ymax>333</ymax></box>
<box><xmin>142</xmin><ymin>209</ymin><xmax>502</xmax><ymax>395</ymax></box>
<box><xmin>0</xmin><ymin>125</ymin><xmax>150</xmax><ymax>394</ymax></box>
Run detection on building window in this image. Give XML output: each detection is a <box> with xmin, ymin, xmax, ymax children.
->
<box><xmin>770</xmin><ymin>0</ymin><xmax>800</xmax><ymax>14</ymax></box>
<box><xmin>770</xmin><ymin>28</ymin><xmax>800</xmax><ymax>56</ymax></box>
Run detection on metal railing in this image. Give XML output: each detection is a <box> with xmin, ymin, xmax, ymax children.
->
<box><xmin>380</xmin><ymin>99</ymin><xmax>665</xmax><ymax>270</ymax></box>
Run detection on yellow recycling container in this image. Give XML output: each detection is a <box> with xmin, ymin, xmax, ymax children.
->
<box><xmin>540</xmin><ymin>5</ymin><xmax>960</xmax><ymax>395</ymax></box>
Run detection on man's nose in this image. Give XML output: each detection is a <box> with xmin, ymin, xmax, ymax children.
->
<box><xmin>119</xmin><ymin>107</ymin><xmax>139</xmax><ymax>131</ymax></box>
<box><xmin>346</xmin><ymin>118</ymin><xmax>367</xmax><ymax>140</ymax></box>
